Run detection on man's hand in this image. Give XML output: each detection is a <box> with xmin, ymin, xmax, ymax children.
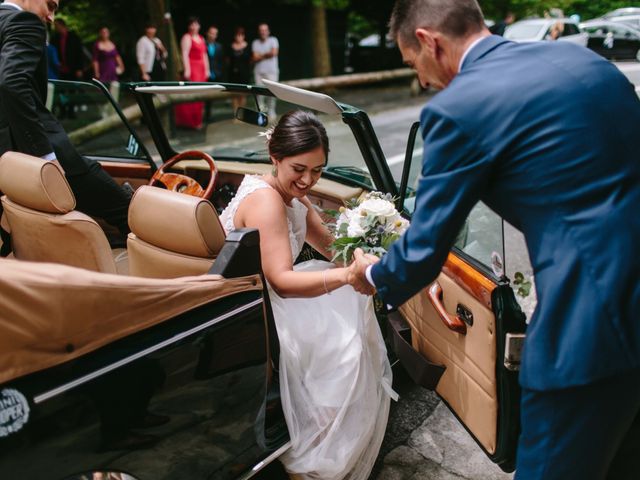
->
<box><xmin>347</xmin><ymin>248</ymin><xmax>379</xmax><ymax>295</ymax></box>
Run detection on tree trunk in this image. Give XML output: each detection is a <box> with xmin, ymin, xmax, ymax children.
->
<box><xmin>310</xmin><ymin>2</ymin><xmax>332</xmax><ymax>77</ymax></box>
<box><xmin>145</xmin><ymin>0</ymin><xmax>181</xmax><ymax>80</ymax></box>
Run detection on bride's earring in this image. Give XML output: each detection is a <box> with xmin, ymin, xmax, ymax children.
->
<box><xmin>271</xmin><ymin>165</ymin><xmax>278</xmax><ymax>177</ymax></box>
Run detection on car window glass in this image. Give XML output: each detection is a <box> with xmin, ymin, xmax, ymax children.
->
<box><xmin>399</xmin><ymin>125</ymin><xmax>504</xmax><ymax>273</ymax></box>
<box><xmin>583</xmin><ymin>25</ymin><xmax>608</xmax><ymax>35</ymax></box>
<box><xmin>563</xmin><ymin>23</ymin><xmax>579</xmax><ymax>36</ymax></box>
<box><xmin>504</xmin><ymin>23</ymin><xmax>545</xmax><ymax>40</ymax></box>
<box><xmin>161</xmin><ymin>91</ymin><xmax>372</xmax><ymax>188</ymax></box>
<box><xmin>49</xmin><ymin>80</ymin><xmax>149</xmax><ymax>161</ymax></box>
<box><xmin>609</xmin><ymin>24</ymin><xmax>631</xmax><ymax>37</ymax></box>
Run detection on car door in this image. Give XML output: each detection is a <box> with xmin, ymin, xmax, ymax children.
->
<box><xmin>50</xmin><ymin>79</ymin><xmax>156</xmax><ymax>189</ymax></box>
<box><xmin>388</xmin><ymin>123</ymin><xmax>527</xmax><ymax>472</ymax></box>
<box><xmin>584</xmin><ymin>25</ymin><xmax>612</xmax><ymax>58</ymax></box>
<box><xmin>610</xmin><ymin>24</ymin><xmax>639</xmax><ymax>59</ymax></box>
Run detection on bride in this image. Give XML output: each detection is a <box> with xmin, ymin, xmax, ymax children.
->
<box><xmin>219</xmin><ymin>110</ymin><xmax>395</xmax><ymax>479</ymax></box>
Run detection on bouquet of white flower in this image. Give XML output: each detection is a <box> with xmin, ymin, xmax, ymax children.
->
<box><xmin>327</xmin><ymin>191</ymin><xmax>409</xmax><ymax>264</ymax></box>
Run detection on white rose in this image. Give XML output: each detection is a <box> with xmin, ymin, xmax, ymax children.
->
<box><xmin>359</xmin><ymin>198</ymin><xmax>396</xmax><ymax>219</ymax></box>
<box><xmin>347</xmin><ymin>216</ymin><xmax>366</xmax><ymax>237</ymax></box>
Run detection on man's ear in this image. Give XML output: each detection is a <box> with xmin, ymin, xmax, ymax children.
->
<box><xmin>415</xmin><ymin>28</ymin><xmax>437</xmax><ymax>55</ymax></box>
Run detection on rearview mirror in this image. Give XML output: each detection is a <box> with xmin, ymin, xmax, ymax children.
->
<box><xmin>235</xmin><ymin>107</ymin><xmax>268</xmax><ymax>127</ymax></box>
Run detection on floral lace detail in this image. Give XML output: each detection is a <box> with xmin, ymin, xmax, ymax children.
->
<box><xmin>219</xmin><ymin>175</ymin><xmax>308</xmax><ymax>259</ymax></box>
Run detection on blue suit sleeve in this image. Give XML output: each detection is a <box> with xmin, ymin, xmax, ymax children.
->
<box><xmin>371</xmin><ymin>105</ymin><xmax>493</xmax><ymax>307</ymax></box>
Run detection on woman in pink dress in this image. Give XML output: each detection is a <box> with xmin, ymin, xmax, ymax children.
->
<box><xmin>175</xmin><ymin>17</ymin><xmax>209</xmax><ymax>129</ymax></box>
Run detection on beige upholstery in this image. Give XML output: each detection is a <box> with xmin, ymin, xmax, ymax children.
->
<box><xmin>0</xmin><ymin>258</ymin><xmax>262</xmax><ymax>384</ymax></box>
<box><xmin>0</xmin><ymin>152</ymin><xmax>119</xmax><ymax>273</ymax></box>
<box><xmin>400</xmin><ymin>272</ymin><xmax>499</xmax><ymax>454</ymax></box>
<box><xmin>127</xmin><ymin>186</ymin><xmax>225</xmax><ymax>278</ymax></box>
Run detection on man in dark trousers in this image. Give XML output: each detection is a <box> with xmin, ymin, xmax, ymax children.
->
<box><xmin>350</xmin><ymin>0</ymin><xmax>640</xmax><ymax>478</ymax></box>
<box><xmin>0</xmin><ymin>0</ymin><xmax>131</xmax><ymax>253</ymax></box>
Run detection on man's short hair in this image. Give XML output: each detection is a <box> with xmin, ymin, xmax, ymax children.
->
<box><xmin>389</xmin><ymin>0</ymin><xmax>485</xmax><ymax>47</ymax></box>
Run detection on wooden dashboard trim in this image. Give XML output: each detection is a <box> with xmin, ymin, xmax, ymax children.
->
<box><xmin>441</xmin><ymin>253</ymin><xmax>496</xmax><ymax>310</ymax></box>
<box><xmin>100</xmin><ymin>161</ymin><xmax>152</xmax><ymax>179</ymax></box>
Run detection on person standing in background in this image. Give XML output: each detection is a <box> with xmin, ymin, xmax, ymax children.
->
<box><xmin>92</xmin><ymin>27</ymin><xmax>124</xmax><ymax>87</ymax></box>
<box><xmin>252</xmin><ymin>22</ymin><xmax>279</xmax><ymax>119</ymax></box>
<box><xmin>228</xmin><ymin>26</ymin><xmax>251</xmax><ymax>112</ymax></box>
<box><xmin>136</xmin><ymin>24</ymin><xmax>167</xmax><ymax>81</ymax></box>
<box><xmin>205</xmin><ymin>25</ymin><xmax>224</xmax><ymax>82</ymax></box>
<box><xmin>490</xmin><ymin>12</ymin><xmax>515</xmax><ymax>36</ymax></box>
<box><xmin>51</xmin><ymin>18</ymin><xmax>85</xmax><ymax>80</ymax></box>
<box><xmin>175</xmin><ymin>16</ymin><xmax>208</xmax><ymax>130</ymax></box>
<box><xmin>46</xmin><ymin>34</ymin><xmax>60</xmax><ymax>79</ymax></box>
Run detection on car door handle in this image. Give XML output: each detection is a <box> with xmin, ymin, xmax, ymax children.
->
<box><xmin>428</xmin><ymin>282</ymin><xmax>467</xmax><ymax>335</ymax></box>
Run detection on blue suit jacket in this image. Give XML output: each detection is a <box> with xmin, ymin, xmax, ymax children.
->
<box><xmin>371</xmin><ymin>36</ymin><xmax>640</xmax><ymax>390</ymax></box>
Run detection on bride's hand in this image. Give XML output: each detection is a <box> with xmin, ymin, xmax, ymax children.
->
<box><xmin>347</xmin><ymin>248</ymin><xmax>377</xmax><ymax>295</ymax></box>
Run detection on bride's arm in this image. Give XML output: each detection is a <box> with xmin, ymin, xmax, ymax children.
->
<box><xmin>236</xmin><ymin>189</ymin><xmax>349</xmax><ymax>298</ymax></box>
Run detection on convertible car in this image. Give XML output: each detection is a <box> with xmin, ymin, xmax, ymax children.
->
<box><xmin>0</xmin><ymin>78</ymin><xmax>528</xmax><ymax>479</ymax></box>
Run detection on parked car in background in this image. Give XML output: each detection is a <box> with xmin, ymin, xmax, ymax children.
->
<box><xmin>606</xmin><ymin>14</ymin><xmax>640</xmax><ymax>30</ymax></box>
<box><xmin>581</xmin><ymin>20</ymin><xmax>640</xmax><ymax>61</ymax></box>
<box><xmin>504</xmin><ymin>18</ymin><xmax>588</xmax><ymax>47</ymax></box>
<box><xmin>603</xmin><ymin>7</ymin><xmax>640</xmax><ymax>18</ymax></box>
<box><xmin>344</xmin><ymin>33</ymin><xmax>404</xmax><ymax>73</ymax></box>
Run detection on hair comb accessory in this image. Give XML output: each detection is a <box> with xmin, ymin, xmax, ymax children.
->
<box><xmin>258</xmin><ymin>126</ymin><xmax>275</xmax><ymax>143</ymax></box>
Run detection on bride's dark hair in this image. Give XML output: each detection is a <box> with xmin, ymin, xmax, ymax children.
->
<box><xmin>268</xmin><ymin>111</ymin><xmax>330</xmax><ymax>164</ymax></box>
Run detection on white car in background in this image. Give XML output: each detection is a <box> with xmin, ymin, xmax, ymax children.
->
<box><xmin>504</xmin><ymin>18</ymin><xmax>589</xmax><ymax>47</ymax></box>
<box><xmin>606</xmin><ymin>14</ymin><xmax>640</xmax><ymax>30</ymax></box>
<box><xmin>603</xmin><ymin>7</ymin><xmax>640</xmax><ymax>18</ymax></box>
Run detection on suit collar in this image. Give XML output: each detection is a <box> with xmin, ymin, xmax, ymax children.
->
<box><xmin>0</xmin><ymin>2</ymin><xmax>23</xmax><ymax>11</ymax></box>
<box><xmin>460</xmin><ymin>35</ymin><xmax>509</xmax><ymax>71</ymax></box>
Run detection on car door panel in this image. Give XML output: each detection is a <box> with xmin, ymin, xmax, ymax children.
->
<box><xmin>399</xmin><ymin>254</ymin><xmax>499</xmax><ymax>454</ymax></box>
<box><xmin>393</xmin><ymin>124</ymin><xmax>527</xmax><ymax>471</ymax></box>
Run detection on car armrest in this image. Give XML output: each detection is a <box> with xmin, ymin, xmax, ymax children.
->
<box><xmin>209</xmin><ymin>228</ymin><xmax>262</xmax><ymax>278</ymax></box>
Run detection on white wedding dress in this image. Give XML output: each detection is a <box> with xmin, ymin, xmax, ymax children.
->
<box><xmin>220</xmin><ymin>175</ymin><xmax>396</xmax><ymax>479</ymax></box>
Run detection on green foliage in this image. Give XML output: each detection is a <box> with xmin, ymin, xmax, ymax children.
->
<box><xmin>480</xmin><ymin>0</ymin><xmax>631</xmax><ymax>21</ymax></box>
<box><xmin>512</xmin><ymin>271</ymin><xmax>532</xmax><ymax>298</ymax></box>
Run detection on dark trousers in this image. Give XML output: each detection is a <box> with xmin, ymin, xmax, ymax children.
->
<box><xmin>66</xmin><ymin>160</ymin><xmax>132</xmax><ymax>237</ymax></box>
<box><xmin>515</xmin><ymin>369</ymin><xmax>640</xmax><ymax>480</ymax></box>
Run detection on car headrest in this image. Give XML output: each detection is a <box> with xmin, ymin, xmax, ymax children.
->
<box><xmin>128</xmin><ymin>186</ymin><xmax>225</xmax><ymax>257</ymax></box>
<box><xmin>0</xmin><ymin>152</ymin><xmax>75</xmax><ymax>213</ymax></box>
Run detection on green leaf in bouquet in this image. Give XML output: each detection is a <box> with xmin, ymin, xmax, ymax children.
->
<box><xmin>381</xmin><ymin>233</ymin><xmax>400</xmax><ymax>250</ymax></box>
<box><xmin>332</xmin><ymin>236</ymin><xmax>361</xmax><ymax>246</ymax></box>
<box><xmin>337</xmin><ymin>223</ymin><xmax>349</xmax><ymax>236</ymax></box>
<box><xmin>324</xmin><ymin>209</ymin><xmax>340</xmax><ymax>219</ymax></box>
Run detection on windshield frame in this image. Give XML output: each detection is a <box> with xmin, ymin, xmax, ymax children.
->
<box><xmin>124</xmin><ymin>81</ymin><xmax>398</xmax><ymax>195</ymax></box>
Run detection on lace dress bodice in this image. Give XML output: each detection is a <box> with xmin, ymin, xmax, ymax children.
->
<box><xmin>219</xmin><ymin>175</ymin><xmax>308</xmax><ymax>259</ymax></box>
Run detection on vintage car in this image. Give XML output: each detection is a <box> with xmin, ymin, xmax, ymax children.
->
<box><xmin>581</xmin><ymin>19</ymin><xmax>640</xmax><ymax>61</ymax></box>
<box><xmin>504</xmin><ymin>18</ymin><xmax>588</xmax><ymax>46</ymax></box>
<box><xmin>0</xmin><ymin>78</ymin><xmax>529</xmax><ymax>479</ymax></box>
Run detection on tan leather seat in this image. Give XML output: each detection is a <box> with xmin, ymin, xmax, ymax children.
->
<box><xmin>127</xmin><ymin>186</ymin><xmax>225</xmax><ymax>278</ymax></box>
<box><xmin>0</xmin><ymin>152</ymin><xmax>126</xmax><ymax>274</ymax></box>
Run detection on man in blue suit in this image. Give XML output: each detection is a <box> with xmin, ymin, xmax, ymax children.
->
<box><xmin>350</xmin><ymin>0</ymin><xmax>640</xmax><ymax>478</ymax></box>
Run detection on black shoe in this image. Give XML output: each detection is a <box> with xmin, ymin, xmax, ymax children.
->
<box><xmin>99</xmin><ymin>432</ymin><xmax>158</xmax><ymax>452</ymax></box>
<box><xmin>131</xmin><ymin>412</ymin><xmax>171</xmax><ymax>429</ymax></box>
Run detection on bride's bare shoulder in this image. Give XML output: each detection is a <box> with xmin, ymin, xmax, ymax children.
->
<box><xmin>236</xmin><ymin>186</ymin><xmax>287</xmax><ymax>226</ymax></box>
